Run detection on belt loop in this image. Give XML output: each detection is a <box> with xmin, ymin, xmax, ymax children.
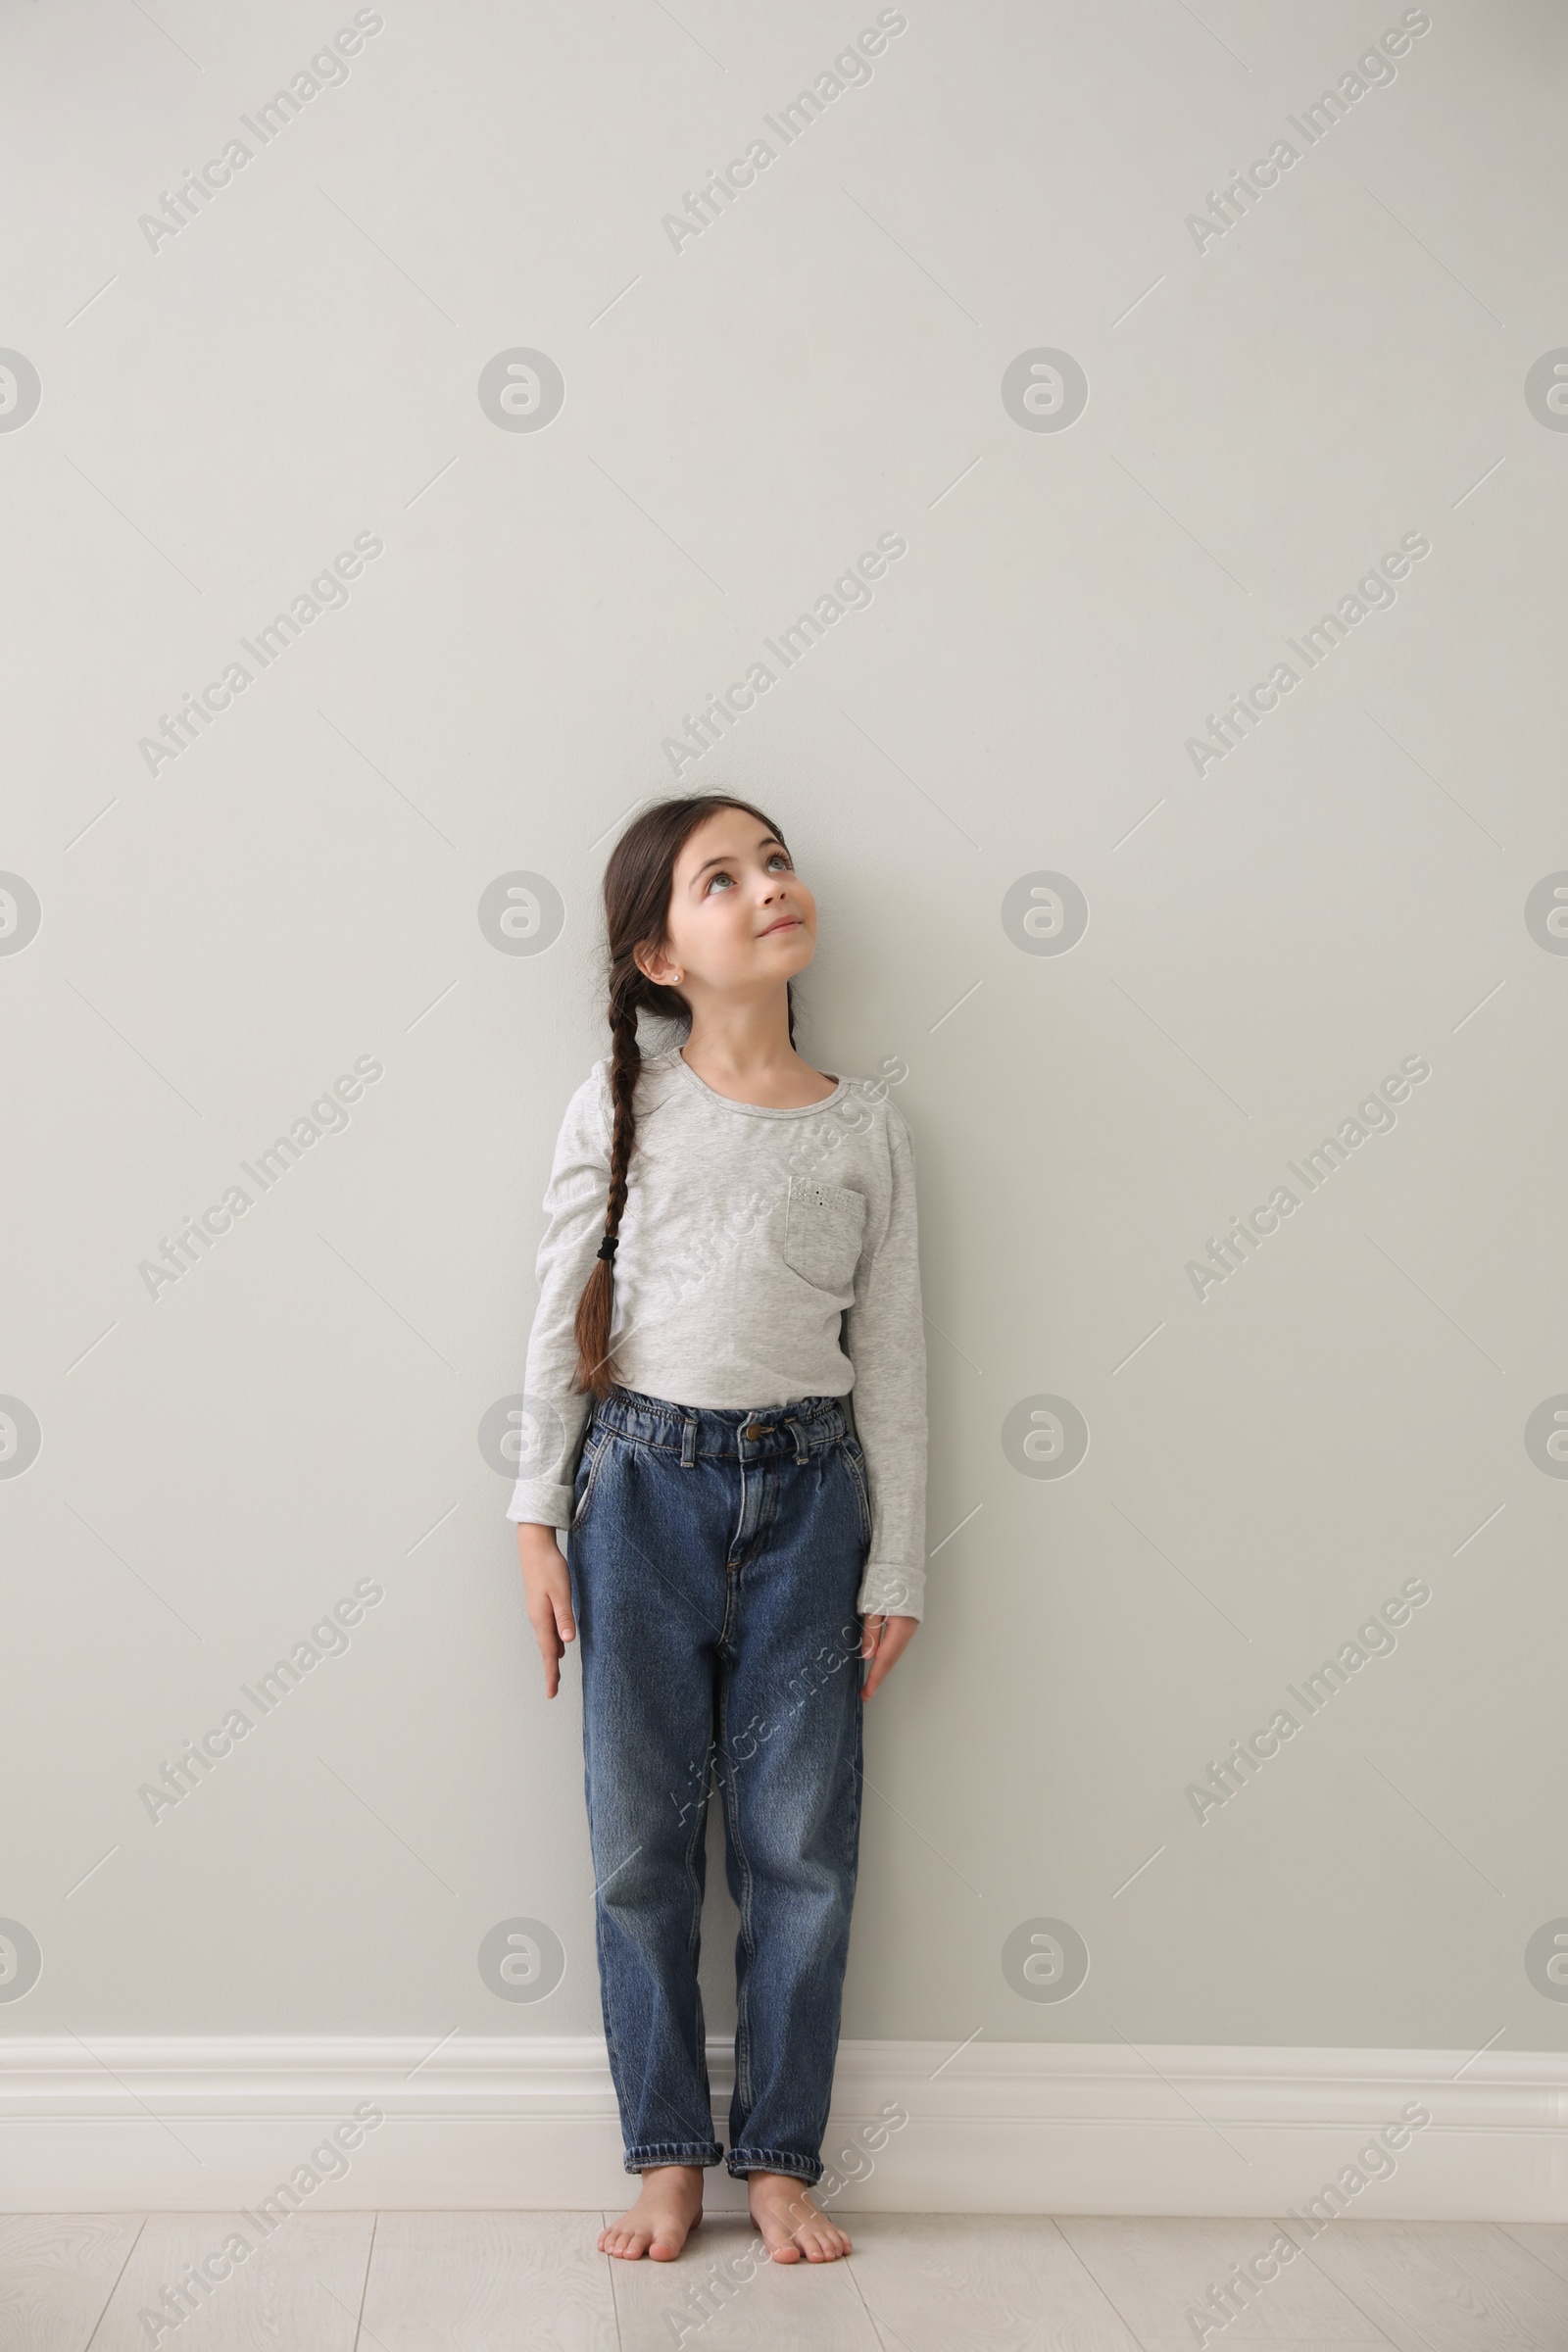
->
<box><xmin>786</xmin><ymin>1415</ymin><xmax>809</xmax><ymax>1465</ymax></box>
<box><xmin>681</xmin><ymin>1414</ymin><xmax>698</xmax><ymax>1469</ymax></box>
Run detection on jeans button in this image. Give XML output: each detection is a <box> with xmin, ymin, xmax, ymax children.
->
<box><xmin>742</xmin><ymin>1421</ymin><xmax>763</xmax><ymax>1440</ymax></box>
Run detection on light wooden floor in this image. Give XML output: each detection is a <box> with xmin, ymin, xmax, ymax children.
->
<box><xmin>5</xmin><ymin>2210</ymin><xmax>1568</xmax><ymax>2350</ymax></box>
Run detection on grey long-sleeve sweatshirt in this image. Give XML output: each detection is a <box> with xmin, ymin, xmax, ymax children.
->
<box><xmin>506</xmin><ymin>1045</ymin><xmax>929</xmax><ymax>1619</ymax></box>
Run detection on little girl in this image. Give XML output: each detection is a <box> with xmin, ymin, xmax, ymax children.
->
<box><xmin>510</xmin><ymin>792</ymin><xmax>927</xmax><ymax>2266</ymax></box>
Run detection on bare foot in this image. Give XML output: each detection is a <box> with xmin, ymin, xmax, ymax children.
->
<box><xmin>599</xmin><ymin>2164</ymin><xmax>705</xmax><ymax>2260</ymax></box>
<box><xmin>746</xmin><ymin>2171</ymin><xmax>853</xmax><ymax>2263</ymax></box>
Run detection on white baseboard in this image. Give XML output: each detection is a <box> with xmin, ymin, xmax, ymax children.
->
<box><xmin>0</xmin><ymin>2037</ymin><xmax>1563</xmax><ymax>2219</ymax></box>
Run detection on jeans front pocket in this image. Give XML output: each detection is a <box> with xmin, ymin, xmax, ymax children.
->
<box><xmin>571</xmin><ymin>1429</ymin><xmax>612</xmax><ymax>1534</ymax></box>
<box><xmin>782</xmin><ymin>1176</ymin><xmax>866</xmax><ymax>1294</ymax></box>
<box><xmin>840</xmin><ymin>1435</ymin><xmax>874</xmax><ymax>1552</ymax></box>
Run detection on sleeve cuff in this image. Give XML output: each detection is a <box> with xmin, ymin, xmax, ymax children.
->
<box><xmin>506</xmin><ymin>1480</ymin><xmax>572</xmax><ymax>1528</ymax></box>
<box><xmin>856</xmin><ymin>1562</ymin><xmax>925</xmax><ymax>1621</ymax></box>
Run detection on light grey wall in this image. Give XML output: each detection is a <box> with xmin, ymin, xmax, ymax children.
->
<box><xmin>3</xmin><ymin>0</ymin><xmax>1565</xmax><ymax>2054</ymax></box>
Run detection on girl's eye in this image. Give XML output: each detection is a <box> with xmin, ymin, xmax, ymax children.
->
<box><xmin>706</xmin><ymin>852</ymin><xmax>792</xmax><ymax>895</ymax></box>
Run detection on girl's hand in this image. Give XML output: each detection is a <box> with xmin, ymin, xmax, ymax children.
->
<box><xmin>516</xmin><ymin>1523</ymin><xmax>576</xmax><ymax>1697</ymax></box>
<box><xmin>859</xmin><ymin>1613</ymin><xmax>918</xmax><ymax>1699</ymax></box>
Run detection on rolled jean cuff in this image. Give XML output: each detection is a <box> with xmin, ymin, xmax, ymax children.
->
<box><xmin>625</xmin><ymin>2139</ymin><xmax>724</xmax><ymax>2173</ymax></box>
<box><xmin>725</xmin><ymin>2146</ymin><xmax>821</xmax><ymax>2184</ymax></box>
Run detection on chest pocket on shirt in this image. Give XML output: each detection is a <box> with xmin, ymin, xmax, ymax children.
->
<box><xmin>782</xmin><ymin>1175</ymin><xmax>866</xmax><ymax>1294</ymax></box>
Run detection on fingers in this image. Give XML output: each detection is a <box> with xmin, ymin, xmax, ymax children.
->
<box><xmin>521</xmin><ymin>1547</ymin><xmax>577</xmax><ymax>1690</ymax></box>
<box><xmin>529</xmin><ymin>1616</ymin><xmax>561</xmax><ymax>1690</ymax></box>
<box><xmin>859</xmin><ymin>1612</ymin><xmax>918</xmax><ymax>1698</ymax></box>
<box><xmin>525</xmin><ymin>1593</ymin><xmax>569</xmax><ymax>1697</ymax></box>
<box><xmin>536</xmin><ymin>1557</ymin><xmax>574</xmax><ymax>1635</ymax></box>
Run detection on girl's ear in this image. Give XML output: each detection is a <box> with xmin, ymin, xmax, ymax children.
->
<box><xmin>634</xmin><ymin>938</ymin><xmax>678</xmax><ymax>988</ymax></box>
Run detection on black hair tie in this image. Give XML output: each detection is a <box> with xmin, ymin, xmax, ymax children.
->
<box><xmin>596</xmin><ymin>1234</ymin><xmax>619</xmax><ymax>1262</ymax></box>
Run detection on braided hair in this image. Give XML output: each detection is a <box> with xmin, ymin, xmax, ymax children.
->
<box><xmin>571</xmin><ymin>793</ymin><xmax>797</xmax><ymax>1398</ymax></box>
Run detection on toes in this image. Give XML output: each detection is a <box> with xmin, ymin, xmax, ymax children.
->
<box><xmin>601</xmin><ymin>2213</ymin><xmax>692</xmax><ymax>2263</ymax></box>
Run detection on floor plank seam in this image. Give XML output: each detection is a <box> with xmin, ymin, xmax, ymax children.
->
<box><xmin>1497</xmin><ymin>2220</ymin><xmax>1568</xmax><ymax>2300</ymax></box>
<box><xmin>80</xmin><ymin>2213</ymin><xmax>146</xmax><ymax>2352</ymax></box>
<box><xmin>350</xmin><ymin>2209</ymin><xmax>378</xmax><ymax>2352</ymax></box>
<box><xmin>1050</xmin><ymin>2212</ymin><xmax>1156</xmax><ymax>2352</ymax></box>
<box><xmin>1290</xmin><ymin>2216</ymin><xmax>1446</xmax><ymax>2350</ymax></box>
<box><xmin>843</xmin><ymin>2240</ymin><xmax>891</xmax><ymax>2347</ymax></box>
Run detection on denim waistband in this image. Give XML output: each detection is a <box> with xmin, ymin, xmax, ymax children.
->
<box><xmin>589</xmin><ymin>1385</ymin><xmax>850</xmax><ymax>1463</ymax></box>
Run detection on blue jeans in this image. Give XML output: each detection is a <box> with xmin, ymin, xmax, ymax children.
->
<box><xmin>567</xmin><ymin>1385</ymin><xmax>870</xmax><ymax>2184</ymax></box>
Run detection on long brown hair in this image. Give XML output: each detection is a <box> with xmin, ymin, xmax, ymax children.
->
<box><xmin>571</xmin><ymin>793</ymin><xmax>798</xmax><ymax>1398</ymax></box>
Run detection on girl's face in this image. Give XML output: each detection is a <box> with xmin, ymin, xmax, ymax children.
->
<box><xmin>636</xmin><ymin>808</ymin><xmax>817</xmax><ymax>1004</ymax></box>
